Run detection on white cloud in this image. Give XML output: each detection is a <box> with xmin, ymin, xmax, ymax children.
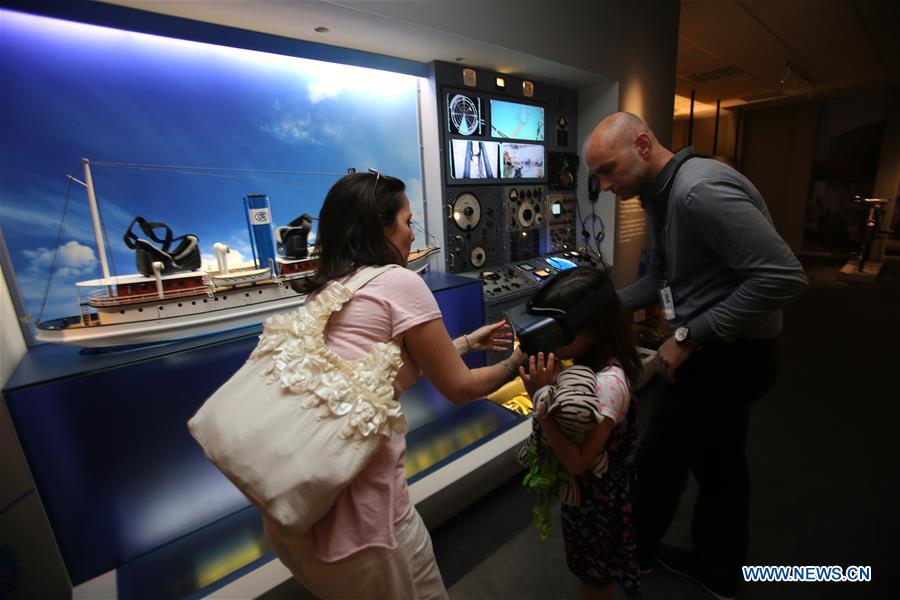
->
<box><xmin>263</xmin><ymin>112</ymin><xmax>320</xmax><ymax>145</ymax></box>
<box><xmin>201</xmin><ymin>248</ymin><xmax>247</xmax><ymax>271</ymax></box>
<box><xmin>319</xmin><ymin>122</ymin><xmax>349</xmax><ymax>143</ymax></box>
<box><xmin>301</xmin><ymin>62</ymin><xmax>417</xmax><ymax>104</ymax></box>
<box><xmin>308</xmin><ymin>79</ymin><xmax>347</xmax><ymax>104</ymax></box>
<box><xmin>1</xmin><ymin>195</ymin><xmax>96</xmax><ymax>243</ymax></box>
<box><xmin>224</xmin><ymin>233</ymin><xmax>254</xmax><ymax>258</ymax></box>
<box><xmin>23</xmin><ymin>240</ymin><xmax>97</xmax><ymax>278</ymax></box>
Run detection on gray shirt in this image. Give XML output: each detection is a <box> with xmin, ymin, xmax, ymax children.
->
<box><xmin>617</xmin><ymin>147</ymin><xmax>808</xmax><ymax>344</ymax></box>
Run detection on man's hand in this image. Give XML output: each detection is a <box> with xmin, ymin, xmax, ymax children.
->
<box><xmin>519</xmin><ymin>352</ymin><xmax>560</xmax><ymax>397</ymax></box>
<box><xmin>656</xmin><ymin>337</ymin><xmax>697</xmax><ymax>383</ymax></box>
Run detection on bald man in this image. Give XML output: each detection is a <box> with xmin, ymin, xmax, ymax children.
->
<box><xmin>585</xmin><ymin>113</ymin><xmax>808</xmax><ymax>598</ymax></box>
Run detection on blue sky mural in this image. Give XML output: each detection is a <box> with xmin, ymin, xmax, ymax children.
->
<box><xmin>0</xmin><ymin>10</ymin><xmax>425</xmax><ymax>325</ymax></box>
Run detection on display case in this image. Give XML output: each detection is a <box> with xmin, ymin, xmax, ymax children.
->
<box><xmin>3</xmin><ymin>272</ymin><xmax>528</xmax><ymax>599</ymax></box>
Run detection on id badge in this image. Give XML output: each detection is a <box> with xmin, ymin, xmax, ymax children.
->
<box><xmin>659</xmin><ymin>284</ymin><xmax>676</xmax><ymax>321</ymax></box>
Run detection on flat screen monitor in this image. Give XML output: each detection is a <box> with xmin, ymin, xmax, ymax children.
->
<box><xmin>449</xmin><ymin>139</ymin><xmax>500</xmax><ymax>180</ymax></box>
<box><xmin>490</xmin><ymin>99</ymin><xmax>544</xmax><ymax>141</ymax></box>
<box><xmin>500</xmin><ymin>142</ymin><xmax>544</xmax><ymax>179</ymax></box>
<box><xmin>546</xmin><ymin>256</ymin><xmax>578</xmax><ymax>271</ymax></box>
<box><xmin>446</xmin><ymin>92</ymin><xmax>483</xmax><ymax>136</ymax></box>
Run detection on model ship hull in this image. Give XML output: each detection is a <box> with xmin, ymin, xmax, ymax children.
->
<box><xmin>35</xmin><ymin>248</ymin><xmax>440</xmax><ymax>349</ymax></box>
<box><xmin>36</xmin><ymin>287</ymin><xmax>305</xmax><ymax>347</ymax></box>
<box><xmin>35</xmin><ymin>246</ymin><xmax>319</xmax><ymax>349</ymax></box>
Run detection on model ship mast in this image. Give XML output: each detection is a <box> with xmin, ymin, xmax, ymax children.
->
<box><xmin>82</xmin><ymin>158</ymin><xmax>111</xmax><ymax>282</ymax></box>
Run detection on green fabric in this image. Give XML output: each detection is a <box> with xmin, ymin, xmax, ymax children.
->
<box><xmin>521</xmin><ymin>429</ymin><xmax>585</xmax><ymax>540</ymax></box>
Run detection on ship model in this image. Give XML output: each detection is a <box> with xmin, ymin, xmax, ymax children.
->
<box><xmin>34</xmin><ymin>159</ymin><xmax>439</xmax><ymax>348</ymax></box>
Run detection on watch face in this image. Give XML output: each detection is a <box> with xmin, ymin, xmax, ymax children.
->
<box><xmin>675</xmin><ymin>327</ymin><xmax>689</xmax><ymax>343</ymax></box>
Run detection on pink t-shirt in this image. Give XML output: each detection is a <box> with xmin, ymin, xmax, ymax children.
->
<box><xmin>595</xmin><ymin>364</ymin><xmax>631</xmax><ymax>424</ymax></box>
<box><xmin>303</xmin><ymin>267</ymin><xmax>441</xmax><ymax>561</ymax></box>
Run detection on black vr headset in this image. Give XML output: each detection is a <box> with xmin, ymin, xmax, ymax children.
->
<box><xmin>505</xmin><ymin>269</ymin><xmax>615</xmax><ymax>355</ymax></box>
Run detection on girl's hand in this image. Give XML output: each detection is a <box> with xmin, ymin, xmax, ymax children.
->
<box><xmin>465</xmin><ymin>319</ymin><xmax>514</xmax><ymax>353</ymax></box>
<box><xmin>519</xmin><ymin>352</ymin><xmax>559</xmax><ymax>398</ymax></box>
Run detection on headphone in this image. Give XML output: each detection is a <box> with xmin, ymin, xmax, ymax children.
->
<box><xmin>505</xmin><ymin>268</ymin><xmax>615</xmax><ymax>355</ymax></box>
<box><xmin>588</xmin><ymin>173</ymin><xmax>601</xmax><ymax>202</ymax></box>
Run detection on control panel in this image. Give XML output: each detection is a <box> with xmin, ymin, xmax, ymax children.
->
<box><xmin>473</xmin><ymin>250</ymin><xmax>602</xmax><ymax>365</ymax></box>
<box><xmin>445</xmin><ymin>187</ymin><xmax>508</xmax><ymax>273</ymax></box>
<box><xmin>546</xmin><ymin>191</ymin><xmax>578</xmax><ymax>253</ymax></box>
<box><xmin>475</xmin><ymin>266</ymin><xmax>539</xmax><ymax>300</ymax></box>
<box><xmin>505</xmin><ymin>185</ymin><xmax>546</xmax><ymax>232</ymax></box>
<box><xmin>463</xmin><ymin>250</ymin><xmax>600</xmax><ymax>305</ymax></box>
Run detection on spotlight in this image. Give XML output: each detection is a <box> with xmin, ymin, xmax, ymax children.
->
<box><xmin>779</xmin><ymin>63</ymin><xmax>795</xmax><ymax>85</ymax></box>
<box><xmin>495</xmin><ymin>76</ymin><xmax>506</xmax><ymax>90</ymax></box>
<box><xmin>462</xmin><ymin>68</ymin><xmax>477</xmax><ymax>87</ymax></box>
<box><xmin>779</xmin><ymin>61</ymin><xmax>811</xmax><ymax>86</ymax></box>
<box><xmin>522</xmin><ymin>80</ymin><xmax>534</xmax><ymax>97</ymax></box>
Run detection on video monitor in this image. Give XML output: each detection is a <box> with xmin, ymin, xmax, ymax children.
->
<box><xmin>447</xmin><ymin>92</ymin><xmax>483</xmax><ymax>136</ymax></box>
<box><xmin>546</xmin><ymin>256</ymin><xmax>578</xmax><ymax>271</ymax></box>
<box><xmin>490</xmin><ymin>99</ymin><xmax>544</xmax><ymax>141</ymax></box>
<box><xmin>500</xmin><ymin>142</ymin><xmax>544</xmax><ymax>179</ymax></box>
<box><xmin>449</xmin><ymin>139</ymin><xmax>500</xmax><ymax>180</ymax></box>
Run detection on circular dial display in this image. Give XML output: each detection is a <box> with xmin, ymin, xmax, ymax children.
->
<box><xmin>517</xmin><ymin>200</ymin><xmax>536</xmax><ymax>228</ymax></box>
<box><xmin>470</xmin><ymin>246</ymin><xmax>487</xmax><ymax>268</ymax></box>
<box><xmin>452</xmin><ymin>192</ymin><xmax>482</xmax><ymax>230</ymax></box>
<box><xmin>449</xmin><ymin>94</ymin><xmax>480</xmax><ymax>136</ymax></box>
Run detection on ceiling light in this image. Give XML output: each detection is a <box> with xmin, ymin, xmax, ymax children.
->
<box><xmin>779</xmin><ymin>63</ymin><xmax>794</xmax><ymax>85</ymax></box>
<box><xmin>779</xmin><ymin>60</ymin><xmax>811</xmax><ymax>86</ymax></box>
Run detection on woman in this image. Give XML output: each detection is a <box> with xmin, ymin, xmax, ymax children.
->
<box><xmin>263</xmin><ymin>171</ymin><xmax>524</xmax><ymax>599</ymax></box>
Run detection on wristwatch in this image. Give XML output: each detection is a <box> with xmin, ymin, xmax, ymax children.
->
<box><xmin>674</xmin><ymin>325</ymin><xmax>691</xmax><ymax>345</ymax></box>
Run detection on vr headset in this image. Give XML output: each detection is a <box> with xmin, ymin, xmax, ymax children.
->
<box><xmin>505</xmin><ymin>269</ymin><xmax>614</xmax><ymax>355</ymax></box>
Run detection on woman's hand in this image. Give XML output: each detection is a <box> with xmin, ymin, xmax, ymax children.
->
<box><xmin>519</xmin><ymin>352</ymin><xmax>559</xmax><ymax>398</ymax></box>
<box><xmin>464</xmin><ymin>319</ymin><xmax>514</xmax><ymax>353</ymax></box>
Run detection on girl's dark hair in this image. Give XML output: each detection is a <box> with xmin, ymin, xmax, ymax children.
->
<box><xmin>292</xmin><ymin>172</ymin><xmax>407</xmax><ymax>294</ymax></box>
<box><xmin>534</xmin><ymin>266</ymin><xmax>642</xmax><ymax>388</ymax></box>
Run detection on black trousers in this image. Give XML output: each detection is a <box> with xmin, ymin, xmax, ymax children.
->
<box><xmin>635</xmin><ymin>337</ymin><xmax>778</xmax><ymax>585</ymax></box>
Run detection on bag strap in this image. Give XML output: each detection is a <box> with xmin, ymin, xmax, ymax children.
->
<box><xmin>343</xmin><ymin>264</ymin><xmax>401</xmax><ymax>295</ymax></box>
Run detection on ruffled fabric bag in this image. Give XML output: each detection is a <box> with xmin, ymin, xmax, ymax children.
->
<box><xmin>188</xmin><ymin>265</ymin><xmax>406</xmax><ymax>532</ymax></box>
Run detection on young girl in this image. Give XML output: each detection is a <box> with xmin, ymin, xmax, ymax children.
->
<box><xmin>519</xmin><ymin>266</ymin><xmax>643</xmax><ymax>599</ymax></box>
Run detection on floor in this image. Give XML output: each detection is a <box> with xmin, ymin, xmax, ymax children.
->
<box><xmin>264</xmin><ymin>257</ymin><xmax>900</xmax><ymax>599</ymax></box>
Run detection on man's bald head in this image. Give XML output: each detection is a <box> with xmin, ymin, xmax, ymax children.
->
<box><xmin>585</xmin><ymin>112</ymin><xmax>657</xmax><ymax>158</ymax></box>
<box><xmin>583</xmin><ymin>112</ymin><xmax>671</xmax><ymax>199</ymax></box>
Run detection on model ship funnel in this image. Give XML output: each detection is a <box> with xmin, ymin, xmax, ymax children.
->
<box><xmin>244</xmin><ymin>194</ymin><xmax>277</xmax><ymax>272</ymax></box>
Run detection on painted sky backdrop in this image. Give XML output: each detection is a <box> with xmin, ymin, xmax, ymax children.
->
<box><xmin>0</xmin><ymin>9</ymin><xmax>425</xmax><ymax>324</ymax></box>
